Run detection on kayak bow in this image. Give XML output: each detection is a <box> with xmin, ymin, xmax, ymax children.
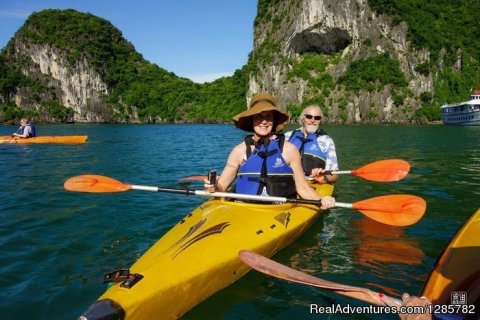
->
<box><xmin>421</xmin><ymin>206</ymin><xmax>480</xmax><ymax>306</ymax></box>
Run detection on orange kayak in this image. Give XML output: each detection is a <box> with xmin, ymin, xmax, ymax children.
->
<box><xmin>421</xmin><ymin>206</ymin><xmax>480</xmax><ymax>307</ymax></box>
<box><xmin>0</xmin><ymin>135</ymin><xmax>88</xmax><ymax>144</ymax></box>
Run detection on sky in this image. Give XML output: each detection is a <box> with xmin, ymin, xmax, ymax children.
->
<box><xmin>0</xmin><ymin>0</ymin><xmax>258</xmax><ymax>83</ymax></box>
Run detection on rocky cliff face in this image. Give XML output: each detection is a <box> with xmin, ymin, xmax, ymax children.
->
<box><xmin>248</xmin><ymin>0</ymin><xmax>435</xmax><ymax>123</ymax></box>
<box><xmin>9</xmin><ymin>39</ymin><xmax>111</xmax><ymax>122</ymax></box>
<box><xmin>1</xmin><ymin>8</ymin><xmax>248</xmax><ymax>124</ymax></box>
<box><xmin>2</xmin><ymin>5</ymin><xmax>470</xmax><ymax>124</ymax></box>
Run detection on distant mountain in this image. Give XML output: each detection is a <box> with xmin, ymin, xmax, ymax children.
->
<box><xmin>0</xmin><ymin>9</ymin><xmax>248</xmax><ymax>123</ymax></box>
<box><xmin>2</xmin><ymin>2</ymin><xmax>480</xmax><ymax>124</ymax></box>
<box><xmin>248</xmin><ymin>0</ymin><xmax>480</xmax><ymax>123</ymax></box>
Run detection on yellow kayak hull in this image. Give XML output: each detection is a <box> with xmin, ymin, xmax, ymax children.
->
<box><xmin>421</xmin><ymin>206</ymin><xmax>480</xmax><ymax>306</ymax></box>
<box><xmin>83</xmin><ymin>184</ymin><xmax>334</xmax><ymax>320</ymax></box>
<box><xmin>0</xmin><ymin>135</ymin><xmax>88</xmax><ymax>144</ymax></box>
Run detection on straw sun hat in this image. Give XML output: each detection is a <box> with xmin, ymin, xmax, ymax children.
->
<box><xmin>232</xmin><ymin>92</ymin><xmax>289</xmax><ymax>132</ymax></box>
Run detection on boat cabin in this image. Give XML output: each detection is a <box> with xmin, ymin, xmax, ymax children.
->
<box><xmin>440</xmin><ymin>88</ymin><xmax>480</xmax><ymax>125</ymax></box>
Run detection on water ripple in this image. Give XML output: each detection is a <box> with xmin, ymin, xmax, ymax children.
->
<box><xmin>1</xmin><ymin>124</ymin><xmax>479</xmax><ymax>320</ymax></box>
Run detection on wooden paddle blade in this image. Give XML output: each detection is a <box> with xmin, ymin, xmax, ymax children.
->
<box><xmin>352</xmin><ymin>195</ymin><xmax>426</xmax><ymax>226</ymax></box>
<box><xmin>239</xmin><ymin>250</ymin><xmax>388</xmax><ymax>306</ymax></box>
<box><xmin>351</xmin><ymin>159</ymin><xmax>410</xmax><ymax>182</ymax></box>
<box><xmin>178</xmin><ymin>175</ymin><xmax>207</xmax><ymax>182</ymax></box>
<box><xmin>64</xmin><ymin>175</ymin><xmax>132</xmax><ymax>193</ymax></box>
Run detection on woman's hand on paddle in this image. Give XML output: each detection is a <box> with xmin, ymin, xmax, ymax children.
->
<box><xmin>319</xmin><ymin>196</ymin><xmax>335</xmax><ymax>210</ymax></box>
<box><xmin>311</xmin><ymin>168</ymin><xmax>329</xmax><ymax>184</ymax></box>
<box><xmin>204</xmin><ymin>178</ymin><xmax>216</xmax><ymax>193</ymax></box>
<box><xmin>380</xmin><ymin>293</ymin><xmax>432</xmax><ymax>320</ymax></box>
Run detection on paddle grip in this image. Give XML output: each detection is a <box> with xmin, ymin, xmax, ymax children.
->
<box><xmin>287</xmin><ymin>198</ymin><xmax>322</xmax><ymax>206</ymax></box>
<box><xmin>208</xmin><ymin>170</ymin><xmax>217</xmax><ymax>185</ymax></box>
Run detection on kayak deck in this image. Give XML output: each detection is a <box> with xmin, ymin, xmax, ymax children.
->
<box><xmin>0</xmin><ymin>135</ymin><xmax>88</xmax><ymax>144</ymax></box>
<box><xmin>81</xmin><ymin>183</ymin><xmax>334</xmax><ymax>320</ymax></box>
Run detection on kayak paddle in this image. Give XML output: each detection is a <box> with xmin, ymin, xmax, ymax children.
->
<box><xmin>238</xmin><ymin>250</ymin><xmax>402</xmax><ymax>306</ymax></box>
<box><xmin>178</xmin><ymin>159</ymin><xmax>410</xmax><ymax>183</ymax></box>
<box><xmin>64</xmin><ymin>175</ymin><xmax>426</xmax><ymax>226</ymax></box>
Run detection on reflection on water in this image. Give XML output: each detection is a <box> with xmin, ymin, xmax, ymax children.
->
<box><xmin>287</xmin><ymin>215</ymin><xmax>426</xmax><ymax>298</ymax></box>
<box><xmin>289</xmin><ymin>210</ymin><xmax>355</xmax><ymax>276</ymax></box>
<box><xmin>352</xmin><ymin>218</ymin><xmax>425</xmax><ymax>297</ymax></box>
<box><xmin>353</xmin><ymin>218</ymin><xmax>425</xmax><ymax>267</ymax></box>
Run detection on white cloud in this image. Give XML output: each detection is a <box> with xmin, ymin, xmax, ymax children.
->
<box><xmin>188</xmin><ymin>72</ymin><xmax>233</xmax><ymax>83</ymax></box>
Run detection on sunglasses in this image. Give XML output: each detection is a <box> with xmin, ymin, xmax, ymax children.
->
<box><xmin>305</xmin><ymin>114</ymin><xmax>322</xmax><ymax>120</ymax></box>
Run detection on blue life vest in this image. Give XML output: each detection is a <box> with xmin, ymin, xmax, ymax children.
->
<box><xmin>235</xmin><ymin>135</ymin><xmax>296</xmax><ymax>197</ymax></box>
<box><xmin>16</xmin><ymin>124</ymin><xmax>36</xmax><ymax>137</ymax></box>
<box><xmin>27</xmin><ymin>124</ymin><xmax>36</xmax><ymax>137</ymax></box>
<box><xmin>288</xmin><ymin>129</ymin><xmax>327</xmax><ymax>175</ymax></box>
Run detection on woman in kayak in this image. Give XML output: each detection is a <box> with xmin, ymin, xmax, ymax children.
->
<box><xmin>204</xmin><ymin>92</ymin><xmax>335</xmax><ymax>209</ymax></box>
<box><xmin>285</xmin><ymin>105</ymin><xmax>339</xmax><ymax>184</ymax></box>
<box><xmin>12</xmin><ymin>118</ymin><xmax>36</xmax><ymax>138</ymax></box>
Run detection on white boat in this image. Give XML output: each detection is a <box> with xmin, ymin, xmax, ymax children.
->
<box><xmin>440</xmin><ymin>89</ymin><xmax>480</xmax><ymax>125</ymax></box>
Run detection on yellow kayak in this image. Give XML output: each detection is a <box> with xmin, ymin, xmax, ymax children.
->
<box><xmin>80</xmin><ymin>184</ymin><xmax>334</xmax><ymax>320</ymax></box>
<box><xmin>0</xmin><ymin>135</ymin><xmax>88</xmax><ymax>144</ymax></box>
<box><xmin>421</xmin><ymin>206</ymin><xmax>480</xmax><ymax>306</ymax></box>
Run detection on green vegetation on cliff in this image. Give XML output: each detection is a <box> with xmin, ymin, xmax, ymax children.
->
<box><xmin>0</xmin><ymin>9</ymin><xmax>248</xmax><ymax>123</ymax></box>
<box><xmin>2</xmin><ymin>3</ymin><xmax>480</xmax><ymax>124</ymax></box>
<box><xmin>16</xmin><ymin>9</ymin><xmax>141</xmax><ymax>79</ymax></box>
<box><xmin>368</xmin><ymin>0</ymin><xmax>480</xmax><ymax>59</ymax></box>
<box><xmin>339</xmin><ymin>53</ymin><xmax>408</xmax><ymax>92</ymax></box>
<box><xmin>368</xmin><ymin>0</ymin><xmax>480</xmax><ymax>120</ymax></box>
<box><xmin>253</xmin><ymin>0</ymin><xmax>480</xmax><ymax>123</ymax></box>
<box><xmin>0</xmin><ymin>54</ymin><xmax>44</xmax><ymax>120</ymax></box>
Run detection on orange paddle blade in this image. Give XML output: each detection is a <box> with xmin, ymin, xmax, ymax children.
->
<box><xmin>64</xmin><ymin>175</ymin><xmax>132</xmax><ymax>193</ymax></box>
<box><xmin>178</xmin><ymin>175</ymin><xmax>207</xmax><ymax>182</ymax></box>
<box><xmin>350</xmin><ymin>159</ymin><xmax>410</xmax><ymax>182</ymax></box>
<box><xmin>352</xmin><ymin>195</ymin><xmax>426</xmax><ymax>226</ymax></box>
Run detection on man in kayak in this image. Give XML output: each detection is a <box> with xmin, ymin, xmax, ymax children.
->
<box><xmin>12</xmin><ymin>118</ymin><xmax>36</xmax><ymax>138</ymax></box>
<box><xmin>284</xmin><ymin>105</ymin><xmax>339</xmax><ymax>184</ymax></box>
<box><xmin>204</xmin><ymin>92</ymin><xmax>335</xmax><ymax>209</ymax></box>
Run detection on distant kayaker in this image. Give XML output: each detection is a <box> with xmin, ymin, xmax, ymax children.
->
<box><xmin>285</xmin><ymin>105</ymin><xmax>339</xmax><ymax>184</ymax></box>
<box><xmin>204</xmin><ymin>92</ymin><xmax>335</xmax><ymax>209</ymax></box>
<box><xmin>12</xmin><ymin>118</ymin><xmax>36</xmax><ymax>138</ymax></box>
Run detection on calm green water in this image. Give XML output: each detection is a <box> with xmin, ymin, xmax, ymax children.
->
<box><xmin>0</xmin><ymin>123</ymin><xmax>478</xmax><ymax>320</ymax></box>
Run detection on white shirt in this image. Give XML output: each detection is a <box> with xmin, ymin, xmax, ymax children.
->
<box><xmin>284</xmin><ymin>128</ymin><xmax>339</xmax><ymax>171</ymax></box>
